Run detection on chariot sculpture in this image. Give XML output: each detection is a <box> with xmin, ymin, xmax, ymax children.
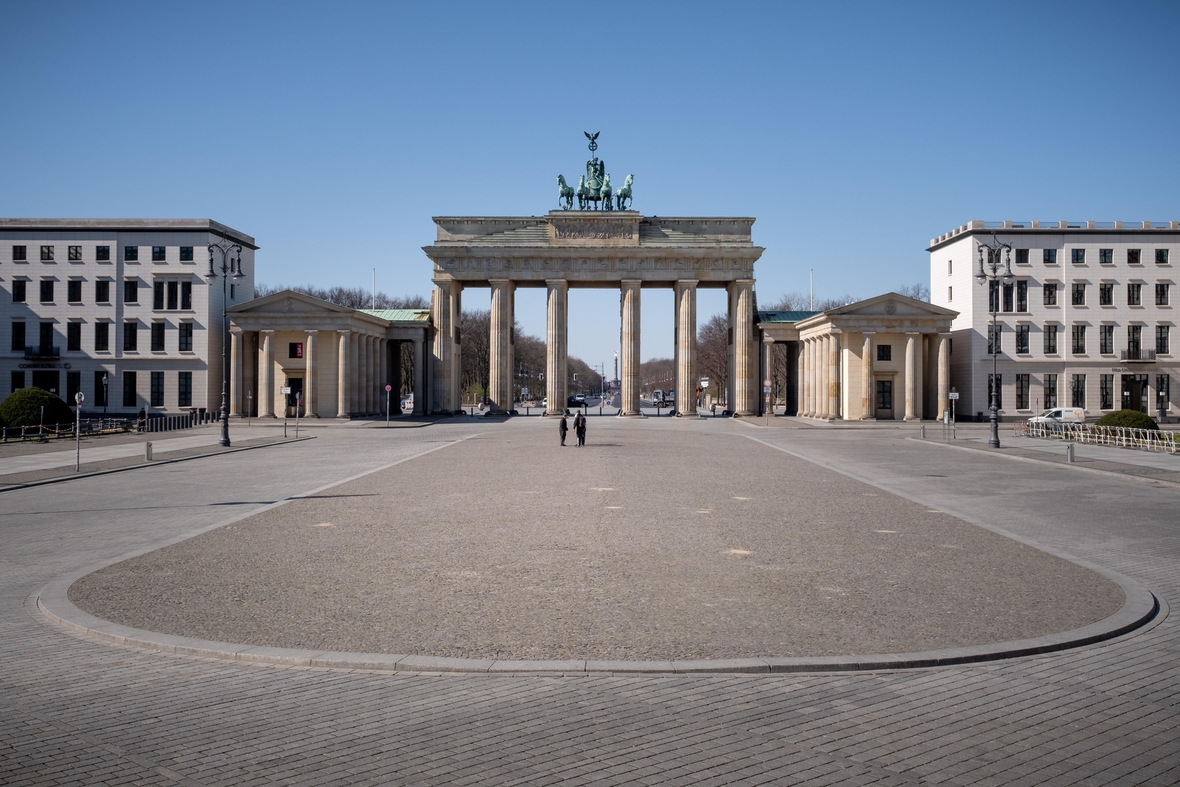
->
<box><xmin>555</xmin><ymin>132</ymin><xmax>633</xmax><ymax>211</ymax></box>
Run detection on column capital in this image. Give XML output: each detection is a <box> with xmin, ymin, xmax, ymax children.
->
<box><xmin>260</xmin><ymin>329</ymin><xmax>274</xmax><ymax>337</ymax></box>
<box><xmin>230</xmin><ymin>326</ymin><xmax>244</xmax><ymax>335</ymax></box>
<box><xmin>306</xmin><ymin>329</ymin><xmax>318</xmax><ymax>336</ymax></box>
<box><xmin>763</xmin><ymin>335</ymin><xmax>775</xmax><ymax>344</ymax></box>
<box><xmin>546</xmin><ymin>278</ymin><xmax>570</xmax><ymax>292</ymax></box>
<box><xmin>337</xmin><ymin>328</ymin><xmax>351</xmax><ymax>336</ymax></box>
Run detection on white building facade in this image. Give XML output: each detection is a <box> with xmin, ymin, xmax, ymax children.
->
<box><xmin>929</xmin><ymin>220</ymin><xmax>1178</xmax><ymax>422</ymax></box>
<box><xmin>0</xmin><ymin>219</ymin><xmax>256</xmax><ymax>415</ymax></box>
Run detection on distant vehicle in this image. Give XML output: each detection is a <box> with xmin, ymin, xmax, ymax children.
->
<box><xmin>651</xmin><ymin>389</ymin><xmax>675</xmax><ymax>407</ymax></box>
<box><xmin>567</xmin><ymin>395</ymin><xmax>585</xmax><ymax>407</ymax></box>
<box><xmin>574</xmin><ymin>394</ymin><xmax>586</xmax><ymax>403</ymax></box>
<box><xmin>1028</xmin><ymin>408</ymin><xmax>1086</xmax><ymax>426</ymax></box>
<box><xmin>542</xmin><ymin>397</ymin><xmax>548</xmax><ymax>408</ymax></box>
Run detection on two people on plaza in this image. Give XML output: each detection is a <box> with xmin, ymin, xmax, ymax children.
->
<box><xmin>558</xmin><ymin>411</ymin><xmax>587</xmax><ymax>446</ymax></box>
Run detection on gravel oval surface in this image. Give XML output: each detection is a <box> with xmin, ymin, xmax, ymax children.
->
<box><xmin>69</xmin><ymin>420</ymin><xmax>1125</xmax><ymax>660</ymax></box>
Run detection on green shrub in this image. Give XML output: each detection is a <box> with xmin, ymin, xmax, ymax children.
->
<box><xmin>0</xmin><ymin>387</ymin><xmax>75</xmax><ymax>428</ymax></box>
<box><xmin>1094</xmin><ymin>409</ymin><xmax>1159</xmax><ymax>430</ymax></box>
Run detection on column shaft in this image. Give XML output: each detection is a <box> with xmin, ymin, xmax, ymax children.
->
<box><xmin>827</xmin><ymin>334</ymin><xmax>839</xmax><ymax>419</ymax></box>
<box><xmin>803</xmin><ymin>339</ymin><xmax>813</xmax><ymax>417</ymax></box>
<box><xmin>391</xmin><ymin>340</ymin><xmax>403</xmax><ymax>414</ymax></box>
<box><xmin>305</xmin><ymin>330</ymin><xmax>317</xmax><ymax>417</ymax></box>
<box><xmin>337</xmin><ymin>330</ymin><xmax>349</xmax><ymax>418</ymax></box>
<box><xmin>620</xmin><ymin>280</ymin><xmax>641</xmax><ymax>416</ymax></box>
<box><xmin>488</xmin><ymin>280</ymin><xmax>515</xmax><ymax>412</ymax></box>
<box><xmin>545</xmin><ymin>281</ymin><xmax>568</xmax><ymax>415</ymax></box>
<box><xmin>674</xmin><ymin>280</ymin><xmax>698</xmax><ymax>416</ymax></box>
<box><xmin>937</xmin><ymin>333</ymin><xmax>950</xmax><ymax>419</ymax></box>
<box><xmin>861</xmin><ymin>333</ymin><xmax>875</xmax><ymax>420</ymax></box>
<box><xmin>905</xmin><ymin>333</ymin><xmax>918</xmax><ymax>421</ymax></box>
<box><xmin>349</xmin><ymin>332</ymin><xmax>359</xmax><ymax>415</ymax></box>
<box><xmin>260</xmin><ymin>331</ymin><xmax>274</xmax><ymax>417</ymax></box>
<box><xmin>796</xmin><ymin>341</ymin><xmax>806</xmax><ymax>416</ymax></box>
<box><xmin>229</xmin><ymin>329</ymin><xmax>242</xmax><ymax>416</ymax></box>
<box><xmin>412</xmin><ymin>337</ymin><xmax>425</xmax><ymax>415</ymax></box>
<box><xmin>730</xmin><ymin>280</ymin><xmax>756</xmax><ymax>416</ymax></box>
<box><xmin>761</xmin><ymin>338</ymin><xmax>774</xmax><ymax>416</ymax></box>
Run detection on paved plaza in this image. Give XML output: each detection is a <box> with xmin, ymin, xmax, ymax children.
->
<box><xmin>2</xmin><ymin>416</ymin><xmax>1179</xmax><ymax>785</ymax></box>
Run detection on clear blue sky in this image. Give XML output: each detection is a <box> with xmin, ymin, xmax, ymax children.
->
<box><xmin>3</xmin><ymin>1</ymin><xmax>1177</xmax><ymax>367</ymax></box>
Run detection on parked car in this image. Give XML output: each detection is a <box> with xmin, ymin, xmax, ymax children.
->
<box><xmin>1028</xmin><ymin>408</ymin><xmax>1086</xmax><ymax>426</ymax></box>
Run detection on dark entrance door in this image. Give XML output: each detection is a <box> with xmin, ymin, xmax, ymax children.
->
<box><xmin>32</xmin><ymin>370</ymin><xmax>60</xmax><ymax>395</ymax></box>
<box><xmin>875</xmin><ymin>379</ymin><xmax>894</xmax><ymax>420</ymax></box>
<box><xmin>1122</xmin><ymin>374</ymin><xmax>1148</xmax><ymax>412</ymax></box>
<box><xmin>285</xmin><ymin>377</ymin><xmax>303</xmax><ymax>417</ymax></box>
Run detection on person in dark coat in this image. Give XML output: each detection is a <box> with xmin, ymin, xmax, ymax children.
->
<box><xmin>575</xmin><ymin>412</ymin><xmax>587</xmax><ymax>446</ymax></box>
<box><xmin>559</xmin><ymin>415</ymin><xmax>568</xmax><ymax>446</ymax></box>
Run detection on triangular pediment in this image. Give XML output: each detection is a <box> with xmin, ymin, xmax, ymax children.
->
<box><xmin>227</xmin><ymin>289</ymin><xmax>359</xmax><ymax>316</ymax></box>
<box><xmin>822</xmin><ymin>293</ymin><xmax>957</xmax><ymax>319</ymax></box>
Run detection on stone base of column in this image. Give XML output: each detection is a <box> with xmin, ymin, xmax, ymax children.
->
<box><xmin>904</xmin><ymin>415</ymin><xmax>921</xmax><ymax>422</ymax></box>
<box><xmin>859</xmin><ymin>416</ymin><xmax>877</xmax><ymax>421</ymax></box>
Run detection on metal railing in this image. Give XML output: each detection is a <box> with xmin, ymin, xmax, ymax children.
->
<box><xmin>1120</xmin><ymin>348</ymin><xmax>1157</xmax><ymax>362</ymax></box>
<box><xmin>24</xmin><ymin>344</ymin><xmax>60</xmax><ymax>359</ymax></box>
<box><xmin>1019</xmin><ymin>421</ymin><xmax>1179</xmax><ymax>455</ymax></box>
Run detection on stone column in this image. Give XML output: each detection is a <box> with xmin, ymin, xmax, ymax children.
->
<box><xmin>391</xmin><ymin>340</ymin><xmax>403</xmax><ymax>414</ymax></box>
<box><xmin>489</xmin><ymin>279</ymin><xmax>515</xmax><ymax>413</ymax></box>
<box><xmin>620</xmin><ymin>280</ymin><xmax>641</xmax><ymax>416</ymax></box>
<box><xmin>827</xmin><ymin>333</ymin><xmax>839</xmax><ymax>420</ymax></box>
<box><xmin>796</xmin><ymin>341</ymin><xmax>806</xmax><ymax>416</ymax></box>
<box><xmin>937</xmin><ymin>333</ymin><xmax>950</xmax><ymax>420</ymax></box>
<box><xmin>378</xmin><ymin>337</ymin><xmax>388</xmax><ymax>415</ymax></box>
<box><xmin>337</xmin><ymin>330</ymin><xmax>349</xmax><ymax>418</ymax></box>
<box><xmin>813</xmin><ymin>337</ymin><xmax>825</xmax><ymax>419</ymax></box>
<box><xmin>229</xmin><ymin>328</ymin><xmax>242</xmax><ymax>416</ymax></box>
<box><xmin>905</xmin><ymin>332</ymin><xmax>918</xmax><ymax>421</ymax></box>
<box><xmin>260</xmin><ymin>330</ymin><xmax>274</xmax><ymax>417</ymax></box>
<box><xmin>674</xmin><ymin>279</ymin><xmax>698</xmax><ymax>416</ymax></box>
<box><xmin>730</xmin><ymin>279</ymin><xmax>756</xmax><ymax>416</ymax></box>
<box><xmin>349</xmin><ymin>332</ymin><xmax>359</xmax><ymax>415</ymax></box>
<box><xmin>430</xmin><ymin>280</ymin><xmax>461</xmax><ymax>414</ymax></box>
<box><xmin>412</xmin><ymin>336</ymin><xmax>425</xmax><ymax>415</ymax></box>
<box><xmin>305</xmin><ymin>330</ymin><xmax>317</xmax><ymax>417</ymax></box>
<box><xmin>801</xmin><ymin>339</ymin><xmax>811</xmax><ymax>417</ymax></box>
<box><xmin>545</xmin><ymin>280</ymin><xmax>568</xmax><ymax>416</ymax></box>
<box><xmin>365</xmin><ymin>335</ymin><xmax>374</xmax><ymax>414</ymax></box>
<box><xmin>861</xmin><ymin>332</ymin><xmax>875</xmax><ymax>420</ymax></box>
<box><xmin>761</xmin><ymin>337</ymin><xmax>774</xmax><ymax>416</ymax></box>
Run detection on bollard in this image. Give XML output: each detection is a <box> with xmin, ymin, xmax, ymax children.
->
<box><xmin>145</xmin><ymin>441</ymin><xmax>153</xmax><ymax>461</ymax></box>
<box><xmin>920</xmin><ymin>425</ymin><xmax>926</xmax><ymax>439</ymax></box>
<box><xmin>1065</xmin><ymin>443</ymin><xmax>1074</xmax><ymax>463</ymax></box>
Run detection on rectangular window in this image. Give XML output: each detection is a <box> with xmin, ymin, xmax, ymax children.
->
<box><xmin>947</xmin><ymin>259</ymin><xmax>953</xmax><ymax>275</ymax></box>
<box><xmin>988</xmin><ymin>374</ymin><xmax>1003</xmax><ymax>409</ymax></box>
<box><xmin>988</xmin><ymin>324</ymin><xmax>1001</xmax><ymax>355</ymax></box>
<box><xmin>152</xmin><ymin>246</ymin><xmax>166</xmax><ymax>262</ymax></box>
<box><xmin>1099</xmin><ymin>283</ymin><xmax>1113</xmax><ymax>306</ymax></box>
<box><xmin>1015</xmin><ymin>374</ymin><xmax>1030</xmax><ymax>409</ymax></box>
<box><xmin>123</xmin><ymin>320</ymin><xmax>138</xmax><ymax>351</ymax></box>
<box><xmin>94</xmin><ymin>371</ymin><xmax>108</xmax><ymax>407</ymax></box>
<box><xmin>68</xmin><ymin>245</ymin><xmax>82</xmax><ymax>262</ymax></box>
<box><xmin>12</xmin><ymin>245</ymin><xmax>27</xmax><ymax>261</ymax></box>
<box><xmin>167</xmin><ymin>280</ymin><xmax>178</xmax><ymax>310</ymax></box>
<box><xmin>1158</xmin><ymin>375</ymin><xmax>1171</xmax><ymax>412</ymax></box>
<box><xmin>1015</xmin><ymin>325</ymin><xmax>1029</xmax><ymax>354</ymax></box>
<box><xmin>96</xmin><ymin>280</ymin><xmax>110</xmax><ymax>303</ymax></box>
<box><xmin>12</xmin><ymin>279</ymin><xmax>26</xmax><ymax>302</ymax></box>
<box><xmin>229</xmin><ymin>283</ymin><xmax>236</xmax><ymax>299</ymax></box>
<box><xmin>1016</xmin><ymin>280</ymin><xmax>1028</xmax><ymax>312</ymax></box>
<box><xmin>1071</xmin><ymin>249</ymin><xmax>1086</xmax><ymax>264</ymax></box>
<box><xmin>67</xmin><ymin>279</ymin><xmax>82</xmax><ymax>303</ymax></box>
<box><xmin>11</xmin><ymin>321</ymin><xmax>25</xmax><ymax>352</ymax></box>
<box><xmin>1128</xmin><ymin>283</ymin><xmax>1142</xmax><ymax>306</ymax></box>
<box><xmin>1128</xmin><ymin>325</ymin><xmax>1142</xmax><ymax>353</ymax></box>
<box><xmin>1157</xmin><ymin>249</ymin><xmax>1170</xmax><ymax>265</ymax></box>
<box><xmin>180</xmin><ymin>246</ymin><xmax>193</xmax><ymax>262</ymax></box>
<box><xmin>289</xmin><ymin>342</ymin><xmax>304</xmax><ymax>359</ymax></box>
<box><xmin>151</xmin><ymin>322</ymin><xmax>165</xmax><ymax>352</ymax></box>
<box><xmin>67</xmin><ymin>322</ymin><xmax>81</xmax><ymax>351</ymax></box>
<box><xmin>1100</xmin><ymin>375</ymin><xmax>1114</xmax><ymax>410</ymax></box>
<box><xmin>1100</xmin><ymin>325</ymin><xmax>1114</xmax><ymax>354</ymax></box>
<box><xmin>1044</xmin><ymin>373</ymin><xmax>1058</xmax><ymax>408</ymax></box>
<box><xmin>875</xmin><ymin>380</ymin><xmax>892</xmax><ymax>411</ymax></box>
<box><xmin>1157</xmin><ymin>283</ymin><xmax>1170</xmax><ymax>306</ymax></box>
<box><xmin>124</xmin><ymin>246</ymin><xmax>139</xmax><ymax>262</ymax></box>
<box><xmin>989</xmin><ymin>280</ymin><xmax>1000</xmax><ymax>312</ymax></box>
<box><xmin>947</xmin><ymin>285</ymin><xmax>952</xmax><ymax>302</ymax></box>
<box><xmin>150</xmin><ymin>371</ymin><xmax>165</xmax><ymax>406</ymax></box>
<box><xmin>153</xmin><ymin>280</ymin><xmax>164</xmax><ymax>309</ymax></box>
<box><xmin>1044</xmin><ymin>324</ymin><xmax>1058</xmax><ymax>354</ymax></box>
<box><xmin>178</xmin><ymin>321</ymin><xmax>193</xmax><ymax>351</ymax></box>
<box><xmin>40</xmin><ymin>322</ymin><xmax>54</xmax><ymax>352</ymax></box>
<box><xmin>124</xmin><ymin>279</ymin><xmax>138</xmax><ymax>303</ymax></box>
<box><xmin>1071</xmin><ymin>283</ymin><xmax>1086</xmax><ymax>305</ymax></box>
<box><xmin>123</xmin><ymin>371</ymin><xmax>137</xmax><ymax>407</ymax></box>
<box><xmin>1043</xmin><ymin>282</ymin><xmax>1057</xmax><ymax>306</ymax></box>
<box><xmin>1071</xmin><ymin>374</ymin><xmax>1086</xmax><ymax>408</ymax></box>
<box><xmin>96</xmin><ymin>245</ymin><xmax>110</xmax><ymax>262</ymax></box>
<box><xmin>1099</xmin><ymin>248</ymin><xmax>1113</xmax><ymax>264</ymax></box>
<box><xmin>40</xmin><ymin>280</ymin><xmax>54</xmax><ymax>303</ymax></box>
<box><xmin>40</xmin><ymin>245</ymin><xmax>54</xmax><ymax>261</ymax></box>
<box><xmin>95</xmin><ymin>322</ymin><xmax>109</xmax><ymax>352</ymax></box>
<box><xmin>1044</xmin><ymin>249</ymin><xmax>1058</xmax><ymax>265</ymax></box>
<box><xmin>1128</xmin><ymin>248</ymin><xmax>1141</xmax><ymax>265</ymax></box>
<box><xmin>877</xmin><ymin>344</ymin><xmax>891</xmax><ymax>362</ymax></box>
<box><xmin>178</xmin><ymin>371</ymin><xmax>192</xmax><ymax>407</ymax></box>
<box><xmin>11</xmin><ymin>370</ymin><xmax>24</xmax><ymax>393</ymax></box>
<box><xmin>66</xmin><ymin>371</ymin><xmax>81</xmax><ymax>403</ymax></box>
<box><xmin>1002</xmin><ymin>282</ymin><xmax>1014</xmax><ymax>313</ymax></box>
<box><xmin>1072</xmin><ymin>324</ymin><xmax>1086</xmax><ymax>354</ymax></box>
<box><xmin>1016</xmin><ymin>249</ymin><xmax>1029</xmax><ymax>265</ymax></box>
<box><xmin>180</xmin><ymin>280</ymin><xmax>192</xmax><ymax>309</ymax></box>
<box><xmin>1158</xmin><ymin>325</ymin><xmax>1171</xmax><ymax>355</ymax></box>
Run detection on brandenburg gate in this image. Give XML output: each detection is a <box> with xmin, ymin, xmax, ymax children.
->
<box><xmin>423</xmin><ymin>211</ymin><xmax>764</xmax><ymax>416</ymax></box>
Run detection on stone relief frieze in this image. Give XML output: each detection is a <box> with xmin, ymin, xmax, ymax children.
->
<box><xmin>552</xmin><ymin>220</ymin><xmax>634</xmax><ymax>240</ymax></box>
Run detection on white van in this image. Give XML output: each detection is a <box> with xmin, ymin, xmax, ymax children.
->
<box><xmin>1028</xmin><ymin>408</ymin><xmax>1086</xmax><ymax>425</ymax></box>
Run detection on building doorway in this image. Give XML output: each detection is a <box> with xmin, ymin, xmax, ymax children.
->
<box><xmin>284</xmin><ymin>377</ymin><xmax>303</xmax><ymax>417</ymax></box>
<box><xmin>1122</xmin><ymin>374</ymin><xmax>1149</xmax><ymax>412</ymax></box>
<box><xmin>32</xmin><ymin>370</ymin><xmax>60</xmax><ymax>395</ymax></box>
<box><xmin>875</xmin><ymin>378</ymin><xmax>894</xmax><ymax>420</ymax></box>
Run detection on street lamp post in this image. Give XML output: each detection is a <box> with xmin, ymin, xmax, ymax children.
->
<box><xmin>206</xmin><ymin>239</ymin><xmax>244</xmax><ymax>447</ymax></box>
<box><xmin>975</xmin><ymin>231</ymin><xmax>1014</xmax><ymax>449</ymax></box>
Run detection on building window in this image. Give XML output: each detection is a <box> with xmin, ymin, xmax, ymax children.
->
<box><xmin>68</xmin><ymin>245</ymin><xmax>82</xmax><ymax>262</ymax></box>
<box><xmin>12</xmin><ymin>370</ymin><xmax>24</xmax><ymax>393</ymax></box>
<box><xmin>1100</xmin><ymin>375</ymin><xmax>1114</xmax><ymax>410</ymax></box>
<box><xmin>1071</xmin><ymin>249</ymin><xmax>1086</xmax><ymax>264</ymax></box>
<box><xmin>1015</xmin><ymin>374</ymin><xmax>1030</xmax><ymax>409</ymax></box>
<box><xmin>1015</xmin><ymin>280</ymin><xmax>1027</xmax><ymax>312</ymax></box>
<box><xmin>1099</xmin><ymin>283</ymin><xmax>1113</xmax><ymax>306</ymax></box>
<box><xmin>1128</xmin><ymin>283</ymin><xmax>1142</xmax><ymax>306</ymax></box>
<box><xmin>877</xmin><ymin>344</ymin><xmax>891</xmax><ymax>361</ymax></box>
<box><xmin>96</xmin><ymin>245</ymin><xmax>110</xmax><ymax>262</ymax></box>
<box><xmin>1156</xmin><ymin>283</ymin><xmax>1170</xmax><ymax>306</ymax></box>
<box><xmin>153</xmin><ymin>281</ymin><xmax>164</xmax><ymax>309</ymax></box>
<box><xmin>94</xmin><ymin>371</ymin><xmax>108</xmax><ymax>407</ymax></box>
<box><xmin>1044</xmin><ymin>324</ymin><xmax>1058</xmax><ymax>354</ymax></box>
<box><xmin>229</xmin><ymin>283</ymin><xmax>236</xmax><ymax>299</ymax></box>
<box><xmin>123</xmin><ymin>371</ymin><xmax>137</xmax><ymax>407</ymax></box>
<box><xmin>1100</xmin><ymin>324</ymin><xmax>1114</xmax><ymax>354</ymax></box>
<box><xmin>1157</xmin><ymin>249</ymin><xmax>1170</xmax><ymax>265</ymax></box>
<box><xmin>988</xmin><ymin>280</ymin><xmax>1000</xmax><ymax>312</ymax></box>
<box><xmin>1071</xmin><ymin>374</ymin><xmax>1086</xmax><ymax>408</ymax></box>
<box><xmin>11</xmin><ymin>321</ymin><xmax>25</xmax><ymax>352</ymax></box>
<box><xmin>96</xmin><ymin>280</ymin><xmax>110</xmax><ymax>303</ymax></box>
<box><xmin>875</xmin><ymin>380</ymin><xmax>892</xmax><ymax>411</ymax></box>
<box><xmin>1158</xmin><ymin>325</ymin><xmax>1171</xmax><ymax>355</ymax></box>
<box><xmin>1071</xmin><ymin>283</ymin><xmax>1086</xmax><ymax>305</ymax></box>
<box><xmin>123</xmin><ymin>320</ymin><xmax>138</xmax><ymax>351</ymax></box>
<box><xmin>95</xmin><ymin>322</ymin><xmax>109</xmax><ymax>352</ymax></box>
<box><xmin>987</xmin><ymin>324</ymin><xmax>1001</xmax><ymax>355</ymax></box>
<box><xmin>178</xmin><ymin>321</ymin><xmax>193</xmax><ymax>351</ymax></box>
<box><xmin>152</xmin><ymin>246</ymin><xmax>166</xmax><ymax>262</ymax></box>
<box><xmin>167</xmin><ymin>280</ymin><xmax>178</xmax><ymax>310</ymax></box>
<box><xmin>12</xmin><ymin>245</ymin><xmax>27</xmax><ymax>261</ymax></box>
<box><xmin>124</xmin><ymin>279</ymin><xmax>138</xmax><ymax>303</ymax></box>
<box><xmin>124</xmin><ymin>246</ymin><xmax>139</xmax><ymax>262</ymax></box>
<box><xmin>178</xmin><ymin>371</ymin><xmax>193</xmax><ymax>407</ymax></box>
<box><xmin>1044</xmin><ymin>374</ymin><xmax>1058</xmax><ymax>408</ymax></box>
<box><xmin>1043</xmin><ymin>282</ymin><xmax>1057</xmax><ymax>306</ymax></box>
<box><xmin>180</xmin><ymin>246</ymin><xmax>193</xmax><ymax>262</ymax></box>
<box><xmin>988</xmin><ymin>374</ymin><xmax>1003</xmax><ymax>409</ymax></box>
<box><xmin>181</xmin><ymin>281</ymin><xmax>192</xmax><ymax>309</ymax></box>
<box><xmin>1158</xmin><ymin>375</ymin><xmax>1171</xmax><ymax>412</ymax></box>
<box><xmin>151</xmin><ymin>322</ymin><xmax>165</xmax><ymax>352</ymax></box>
<box><xmin>40</xmin><ymin>280</ymin><xmax>54</xmax><ymax>303</ymax></box>
<box><xmin>67</xmin><ymin>279</ymin><xmax>82</xmax><ymax>303</ymax></box>
<box><xmin>289</xmin><ymin>342</ymin><xmax>304</xmax><ymax>359</ymax></box>
<box><xmin>67</xmin><ymin>371</ymin><xmax>81</xmax><ymax>403</ymax></box>
<box><xmin>1002</xmin><ymin>282</ymin><xmax>1014</xmax><ymax>313</ymax></box>
<box><xmin>1128</xmin><ymin>249</ymin><xmax>1141</xmax><ymax>265</ymax></box>
<box><xmin>947</xmin><ymin>286</ymin><xmax>952</xmax><ymax>302</ymax></box>
<box><xmin>150</xmin><ymin>372</ymin><xmax>165</xmax><ymax>406</ymax></box>
<box><xmin>1044</xmin><ymin>249</ymin><xmax>1058</xmax><ymax>265</ymax></box>
<box><xmin>40</xmin><ymin>245</ymin><xmax>54</xmax><ymax>261</ymax></box>
<box><xmin>1128</xmin><ymin>325</ymin><xmax>1142</xmax><ymax>355</ymax></box>
<box><xmin>12</xmin><ymin>279</ymin><xmax>26</xmax><ymax>303</ymax></box>
<box><xmin>40</xmin><ymin>322</ymin><xmax>54</xmax><ymax>353</ymax></box>
<box><xmin>1072</xmin><ymin>324</ymin><xmax>1086</xmax><ymax>354</ymax></box>
<box><xmin>1099</xmin><ymin>248</ymin><xmax>1113</xmax><ymax>264</ymax></box>
<box><xmin>67</xmin><ymin>322</ymin><xmax>81</xmax><ymax>352</ymax></box>
<box><xmin>947</xmin><ymin>260</ymin><xmax>953</xmax><ymax>275</ymax></box>
<box><xmin>1015</xmin><ymin>325</ymin><xmax>1029</xmax><ymax>354</ymax></box>
<box><xmin>1016</xmin><ymin>249</ymin><xmax>1029</xmax><ymax>265</ymax></box>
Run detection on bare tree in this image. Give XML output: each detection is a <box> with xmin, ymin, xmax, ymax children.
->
<box><xmin>895</xmin><ymin>282</ymin><xmax>931</xmax><ymax>302</ymax></box>
<box><xmin>254</xmin><ymin>283</ymin><xmax>428</xmax><ymax>310</ymax></box>
<box><xmin>459</xmin><ymin>309</ymin><xmax>490</xmax><ymax>403</ymax></box>
<box><xmin>696</xmin><ymin>314</ymin><xmax>729</xmax><ymax>405</ymax></box>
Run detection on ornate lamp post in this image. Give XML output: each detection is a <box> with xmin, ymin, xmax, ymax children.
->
<box><xmin>975</xmin><ymin>231</ymin><xmax>1014</xmax><ymax>449</ymax></box>
<box><xmin>206</xmin><ymin>239</ymin><xmax>244</xmax><ymax>447</ymax></box>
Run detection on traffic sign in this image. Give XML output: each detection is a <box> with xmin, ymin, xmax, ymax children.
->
<box><xmin>74</xmin><ymin>392</ymin><xmax>85</xmax><ymax>404</ymax></box>
<box><xmin>280</xmin><ymin>386</ymin><xmax>291</xmax><ymax>394</ymax></box>
<box><xmin>948</xmin><ymin>392</ymin><xmax>960</xmax><ymax>400</ymax></box>
<box><xmin>700</xmin><ymin>381</ymin><xmax>709</xmax><ymax>388</ymax></box>
<box><xmin>763</xmin><ymin>378</ymin><xmax>772</xmax><ymax>387</ymax></box>
<box><xmin>763</xmin><ymin>386</ymin><xmax>772</xmax><ymax>393</ymax></box>
<box><xmin>385</xmin><ymin>384</ymin><xmax>392</xmax><ymax>392</ymax></box>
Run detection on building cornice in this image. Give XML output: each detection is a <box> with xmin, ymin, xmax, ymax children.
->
<box><xmin>0</xmin><ymin>218</ymin><xmax>258</xmax><ymax>249</ymax></box>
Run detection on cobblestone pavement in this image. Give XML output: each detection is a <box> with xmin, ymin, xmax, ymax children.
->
<box><xmin>2</xmin><ymin>417</ymin><xmax>1179</xmax><ymax>785</ymax></box>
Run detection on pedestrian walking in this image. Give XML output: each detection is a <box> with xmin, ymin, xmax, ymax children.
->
<box><xmin>575</xmin><ymin>412</ymin><xmax>587</xmax><ymax>446</ymax></box>
<box><xmin>559</xmin><ymin>414</ymin><xmax>568</xmax><ymax>446</ymax></box>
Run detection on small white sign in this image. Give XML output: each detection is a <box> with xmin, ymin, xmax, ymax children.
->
<box><xmin>763</xmin><ymin>386</ymin><xmax>772</xmax><ymax>393</ymax></box>
<box><xmin>75</xmin><ymin>392</ymin><xmax>85</xmax><ymax>404</ymax></box>
<box><xmin>948</xmin><ymin>392</ymin><xmax>960</xmax><ymax>400</ymax></box>
<box><xmin>280</xmin><ymin>386</ymin><xmax>291</xmax><ymax>394</ymax></box>
<box><xmin>700</xmin><ymin>381</ymin><xmax>709</xmax><ymax>388</ymax></box>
